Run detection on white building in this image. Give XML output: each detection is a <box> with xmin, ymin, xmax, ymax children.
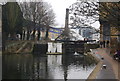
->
<box><xmin>70</xmin><ymin>29</ymin><xmax>84</xmax><ymax>41</ymax></box>
<box><xmin>92</xmin><ymin>33</ymin><xmax>100</xmax><ymax>41</ymax></box>
<box><xmin>78</xmin><ymin>26</ymin><xmax>100</xmax><ymax>41</ymax></box>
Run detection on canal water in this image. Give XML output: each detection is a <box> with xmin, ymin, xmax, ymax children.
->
<box><xmin>3</xmin><ymin>53</ymin><xmax>97</xmax><ymax>80</ymax></box>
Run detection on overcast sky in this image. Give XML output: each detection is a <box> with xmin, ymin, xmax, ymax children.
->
<box><xmin>44</xmin><ymin>0</ymin><xmax>100</xmax><ymax>29</ymax></box>
<box><xmin>44</xmin><ymin>0</ymin><xmax>76</xmax><ymax>27</ymax></box>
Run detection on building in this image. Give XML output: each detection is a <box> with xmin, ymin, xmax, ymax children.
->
<box><xmin>48</xmin><ymin>27</ymin><xmax>64</xmax><ymax>40</ymax></box>
<box><xmin>78</xmin><ymin>27</ymin><xmax>98</xmax><ymax>40</ymax></box>
<box><xmin>99</xmin><ymin>20</ymin><xmax>111</xmax><ymax>42</ymax></box>
<box><xmin>69</xmin><ymin>29</ymin><xmax>84</xmax><ymax>41</ymax></box>
<box><xmin>92</xmin><ymin>33</ymin><xmax>100</xmax><ymax>41</ymax></box>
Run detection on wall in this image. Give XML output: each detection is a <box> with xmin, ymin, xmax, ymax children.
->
<box><xmin>48</xmin><ymin>27</ymin><xmax>63</xmax><ymax>40</ymax></box>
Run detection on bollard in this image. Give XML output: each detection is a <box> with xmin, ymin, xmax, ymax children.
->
<box><xmin>102</xmin><ymin>64</ymin><xmax>107</xmax><ymax>69</ymax></box>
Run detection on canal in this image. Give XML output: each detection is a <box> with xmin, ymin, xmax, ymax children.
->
<box><xmin>3</xmin><ymin>53</ymin><xmax>97</xmax><ymax>80</ymax></box>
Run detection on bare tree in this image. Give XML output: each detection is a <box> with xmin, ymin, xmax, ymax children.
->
<box><xmin>37</xmin><ymin>2</ymin><xmax>55</xmax><ymax>40</ymax></box>
<box><xmin>69</xmin><ymin>1</ymin><xmax>120</xmax><ymax>29</ymax></box>
<box><xmin>19</xmin><ymin>1</ymin><xmax>55</xmax><ymax>40</ymax></box>
<box><xmin>69</xmin><ymin>1</ymin><xmax>99</xmax><ymax>28</ymax></box>
<box><xmin>99</xmin><ymin>2</ymin><xmax>120</xmax><ymax>30</ymax></box>
<box><xmin>99</xmin><ymin>2</ymin><xmax>120</xmax><ymax>43</ymax></box>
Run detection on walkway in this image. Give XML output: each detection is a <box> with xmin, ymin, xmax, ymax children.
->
<box><xmin>0</xmin><ymin>51</ymin><xmax>1</xmax><ymax>81</ymax></box>
<box><xmin>91</xmin><ymin>48</ymin><xmax>119</xmax><ymax>81</ymax></box>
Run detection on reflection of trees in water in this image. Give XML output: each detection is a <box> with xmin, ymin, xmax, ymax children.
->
<box><xmin>85</xmin><ymin>54</ymin><xmax>98</xmax><ymax>66</ymax></box>
<box><xmin>3</xmin><ymin>53</ymin><xmax>97</xmax><ymax>80</ymax></box>
<box><xmin>3</xmin><ymin>54</ymin><xmax>33</xmax><ymax>79</ymax></box>
<box><xmin>63</xmin><ymin>55</ymin><xmax>85</xmax><ymax>66</ymax></box>
<box><xmin>32</xmin><ymin>55</ymin><xmax>48</xmax><ymax>79</ymax></box>
<box><xmin>62</xmin><ymin>53</ymin><xmax>97</xmax><ymax>71</ymax></box>
<box><xmin>3</xmin><ymin>54</ymin><xmax>48</xmax><ymax>79</ymax></box>
<box><xmin>61</xmin><ymin>53</ymin><xmax>97</xmax><ymax>80</ymax></box>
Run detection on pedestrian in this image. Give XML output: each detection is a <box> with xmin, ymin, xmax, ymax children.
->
<box><xmin>106</xmin><ymin>41</ymin><xmax>109</xmax><ymax>47</ymax></box>
<box><xmin>103</xmin><ymin>41</ymin><xmax>106</xmax><ymax>48</ymax></box>
<box><xmin>113</xmin><ymin>49</ymin><xmax>120</xmax><ymax>60</ymax></box>
<box><xmin>100</xmin><ymin>41</ymin><xmax>103</xmax><ymax>48</ymax></box>
<box><xmin>117</xmin><ymin>49</ymin><xmax>120</xmax><ymax>56</ymax></box>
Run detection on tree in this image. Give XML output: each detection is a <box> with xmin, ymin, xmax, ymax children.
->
<box><xmin>19</xmin><ymin>1</ymin><xmax>55</xmax><ymax>40</ymax></box>
<box><xmin>99</xmin><ymin>2</ymin><xmax>120</xmax><ymax>31</ymax></box>
<box><xmin>99</xmin><ymin>2</ymin><xmax>120</xmax><ymax>45</ymax></box>
<box><xmin>40</xmin><ymin>2</ymin><xmax>55</xmax><ymax>40</ymax></box>
<box><xmin>68</xmin><ymin>1</ymin><xmax>120</xmax><ymax>29</ymax></box>
<box><xmin>69</xmin><ymin>1</ymin><xmax>99</xmax><ymax>28</ymax></box>
<box><xmin>68</xmin><ymin>1</ymin><xmax>120</xmax><ymax>43</ymax></box>
<box><xmin>2</xmin><ymin>2</ymin><xmax>23</xmax><ymax>39</ymax></box>
<box><xmin>2</xmin><ymin>2</ymin><xmax>23</xmax><ymax>51</ymax></box>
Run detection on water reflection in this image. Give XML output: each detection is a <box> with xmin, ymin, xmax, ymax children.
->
<box><xmin>3</xmin><ymin>53</ymin><xmax>97</xmax><ymax>80</ymax></box>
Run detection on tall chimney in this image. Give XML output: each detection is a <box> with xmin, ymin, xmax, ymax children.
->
<box><xmin>64</xmin><ymin>8</ymin><xmax>70</xmax><ymax>37</ymax></box>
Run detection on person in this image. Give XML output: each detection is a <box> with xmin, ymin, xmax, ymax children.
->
<box><xmin>106</xmin><ymin>41</ymin><xmax>109</xmax><ymax>47</ymax></box>
<box><xmin>113</xmin><ymin>49</ymin><xmax>120</xmax><ymax>60</ymax></box>
<box><xmin>100</xmin><ymin>41</ymin><xmax>103</xmax><ymax>48</ymax></box>
<box><xmin>103</xmin><ymin>41</ymin><xmax>106</xmax><ymax>48</ymax></box>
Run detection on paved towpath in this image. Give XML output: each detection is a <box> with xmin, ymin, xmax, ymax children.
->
<box><xmin>91</xmin><ymin>48</ymin><xmax>119</xmax><ymax>81</ymax></box>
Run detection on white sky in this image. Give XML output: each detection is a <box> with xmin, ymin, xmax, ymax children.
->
<box><xmin>44</xmin><ymin>0</ymin><xmax>100</xmax><ymax>29</ymax></box>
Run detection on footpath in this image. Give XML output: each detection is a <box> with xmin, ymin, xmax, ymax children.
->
<box><xmin>90</xmin><ymin>48</ymin><xmax>119</xmax><ymax>81</ymax></box>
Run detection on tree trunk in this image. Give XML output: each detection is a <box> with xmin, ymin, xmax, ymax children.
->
<box><xmin>32</xmin><ymin>28</ymin><xmax>36</xmax><ymax>40</ymax></box>
<box><xmin>118</xmin><ymin>31</ymin><xmax>120</xmax><ymax>50</ymax></box>
<box><xmin>37</xmin><ymin>30</ymin><xmax>41</xmax><ymax>41</ymax></box>
<box><xmin>27</xmin><ymin>30</ymin><xmax>30</xmax><ymax>40</ymax></box>
<box><xmin>20</xmin><ymin>33</ymin><xmax>22</xmax><ymax>40</ymax></box>
<box><xmin>45</xmin><ymin>26</ymin><xmax>49</xmax><ymax>40</ymax></box>
<box><xmin>22</xmin><ymin>30</ymin><xmax>25</xmax><ymax>40</ymax></box>
<box><xmin>118</xmin><ymin>31</ymin><xmax>120</xmax><ymax>43</ymax></box>
<box><xmin>2</xmin><ymin>32</ymin><xmax>6</xmax><ymax>52</ymax></box>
